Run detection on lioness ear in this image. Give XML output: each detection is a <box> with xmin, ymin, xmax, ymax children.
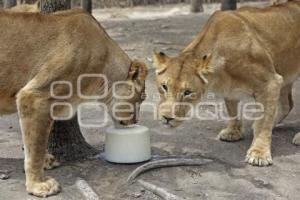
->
<box><xmin>36</xmin><ymin>0</ymin><xmax>41</xmax><ymax>9</ymax></box>
<box><xmin>197</xmin><ymin>53</ymin><xmax>224</xmax><ymax>84</ymax></box>
<box><xmin>153</xmin><ymin>50</ymin><xmax>169</xmax><ymax>75</ymax></box>
<box><xmin>128</xmin><ymin>60</ymin><xmax>148</xmax><ymax>86</ymax></box>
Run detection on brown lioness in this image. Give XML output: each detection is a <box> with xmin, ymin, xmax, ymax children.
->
<box><xmin>0</xmin><ymin>9</ymin><xmax>147</xmax><ymax>197</ymax></box>
<box><xmin>153</xmin><ymin>2</ymin><xmax>300</xmax><ymax>167</ymax></box>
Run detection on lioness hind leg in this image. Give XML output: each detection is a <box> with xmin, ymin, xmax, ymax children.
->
<box><xmin>293</xmin><ymin>133</ymin><xmax>300</xmax><ymax>145</ymax></box>
<box><xmin>218</xmin><ymin>99</ymin><xmax>243</xmax><ymax>142</ymax></box>
<box><xmin>246</xmin><ymin>75</ymin><xmax>283</xmax><ymax>166</ymax></box>
<box><xmin>276</xmin><ymin>83</ymin><xmax>299</xmax><ymax>145</ymax></box>
<box><xmin>276</xmin><ymin>83</ymin><xmax>293</xmax><ymax>124</ymax></box>
<box><xmin>17</xmin><ymin>88</ymin><xmax>60</xmax><ymax>197</ymax></box>
<box><xmin>44</xmin><ymin>152</ymin><xmax>60</xmax><ymax>170</ymax></box>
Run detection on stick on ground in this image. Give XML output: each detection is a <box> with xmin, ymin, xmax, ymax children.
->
<box><xmin>127</xmin><ymin>158</ymin><xmax>212</xmax><ymax>183</ymax></box>
<box><xmin>76</xmin><ymin>178</ymin><xmax>100</xmax><ymax>200</ymax></box>
<box><xmin>138</xmin><ymin>180</ymin><xmax>183</xmax><ymax>200</ymax></box>
<box><xmin>0</xmin><ymin>170</ymin><xmax>11</xmax><ymax>173</ymax></box>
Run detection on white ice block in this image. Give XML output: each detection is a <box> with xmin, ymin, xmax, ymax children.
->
<box><xmin>104</xmin><ymin>125</ymin><xmax>151</xmax><ymax>163</ymax></box>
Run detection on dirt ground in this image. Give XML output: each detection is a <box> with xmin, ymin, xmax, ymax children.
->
<box><xmin>0</xmin><ymin>3</ymin><xmax>299</xmax><ymax>200</ymax></box>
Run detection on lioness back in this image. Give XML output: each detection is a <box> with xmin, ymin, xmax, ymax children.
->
<box><xmin>0</xmin><ymin>8</ymin><xmax>130</xmax><ymax>113</ymax></box>
<box><xmin>236</xmin><ymin>2</ymin><xmax>300</xmax><ymax>55</ymax></box>
<box><xmin>236</xmin><ymin>2</ymin><xmax>300</xmax><ymax>79</ymax></box>
<box><xmin>184</xmin><ymin>1</ymin><xmax>300</xmax><ymax>82</ymax></box>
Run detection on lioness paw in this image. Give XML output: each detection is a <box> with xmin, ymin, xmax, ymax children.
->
<box><xmin>292</xmin><ymin>133</ymin><xmax>300</xmax><ymax>146</ymax></box>
<box><xmin>245</xmin><ymin>148</ymin><xmax>272</xmax><ymax>166</ymax></box>
<box><xmin>26</xmin><ymin>176</ymin><xmax>60</xmax><ymax>197</ymax></box>
<box><xmin>217</xmin><ymin>128</ymin><xmax>242</xmax><ymax>142</ymax></box>
<box><xmin>44</xmin><ymin>153</ymin><xmax>60</xmax><ymax>170</ymax></box>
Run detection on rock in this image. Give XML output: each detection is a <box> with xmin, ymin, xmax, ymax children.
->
<box><xmin>254</xmin><ymin>177</ymin><xmax>271</xmax><ymax>187</ymax></box>
<box><xmin>140</xmin><ymin>188</ymin><xmax>145</xmax><ymax>193</ymax></box>
<box><xmin>152</xmin><ymin>40</ymin><xmax>173</xmax><ymax>45</ymax></box>
<box><xmin>132</xmin><ymin>192</ymin><xmax>142</xmax><ymax>198</ymax></box>
<box><xmin>146</xmin><ymin>57</ymin><xmax>152</xmax><ymax>62</ymax></box>
<box><xmin>160</xmin><ymin>24</ymin><xmax>170</xmax><ymax>29</ymax></box>
<box><xmin>0</xmin><ymin>173</ymin><xmax>9</xmax><ymax>180</ymax></box>
<box><xmin>124</xmin><ymin>48</ymin><xmax>136</xmax><ymax>51</ymax></box>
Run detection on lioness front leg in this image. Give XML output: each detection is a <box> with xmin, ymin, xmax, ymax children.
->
<box><xmin>218</xmin><ymin>99</ymin><xmax>243</xmax><ymax>141</ymax></box>
<box><xmin>246</xmin><ymin>75</ymin><xmax>283</xmax><ymax>166</ymax></box>
<box><xmin>17</xmin><ymin>88</ymin><xmax>60</xmax><ymax>197</ymax></box>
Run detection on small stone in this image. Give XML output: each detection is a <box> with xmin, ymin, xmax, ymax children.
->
<box><xmin>124</xmin><ymin>48</ymin><xmax>136</xmax><ymax>51</ymax></box>
<box><xmin>140</xmin><ymin>188</ymin><xmax>145</xmax><ymax>193</ymax></box>
<box><xmin>132</xmin><ymin>192</ymin><xmax>142</xmax><ymax>198</ymax></box>
<box><xmin>146</xmin><ymin>57</ymin><xmax>152</xmax><ymax>62</ymax></box>
<box><xmin>66</xmin><ymin>174</ymin><xmax>72</xmax><ymax>178</ymax></box>
<box><xmin>160</xmin><ymin>24</ymin><xmax>169</xmax><ymax>29</ymax></box>
<box><xmin>0</xmin><ymin>173</ymin><xmax>9</xmax><ymax>180</ymax></box>
<box><xmin>152</xmin><ymin>40</ymin><xmax>173</xmax><ymax>45</ymax></box>
<box><xmin>254</xmin><ymin>177</ymin><xmax>270</xmax><ymax>186</ymax></box>
<box><xmin>174</xmin><ymin>188</ymin><xmax>183</xmax><ymax>191</ymax></box>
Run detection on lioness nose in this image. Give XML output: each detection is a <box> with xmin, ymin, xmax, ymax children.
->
<box><xmin>163</xmin><ymin>116</ymin><xmax>174</xmax><ymax>123</ymax></box>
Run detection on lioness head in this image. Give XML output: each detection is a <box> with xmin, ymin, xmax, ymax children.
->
<box><xmin>153</xmin><ymin>51</ymin><xmax>223</xmax><ymax>127</ymax></box>
<box><xmin>111</xmin><ymin>60</ymin><xmax>148</xmax><ymax>127</ymax></box>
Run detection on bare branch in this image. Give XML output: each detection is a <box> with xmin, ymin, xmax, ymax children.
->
<box><xmin>138</xmin><ymin>180</ymin><xmax>183</xmax><ymax>200</ymax></box>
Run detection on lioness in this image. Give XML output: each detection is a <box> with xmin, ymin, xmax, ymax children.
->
<box><xmin>0</xmin><ymin>9</ymin><xmax>147</xmax><ymax>197</ymax></box>
<box><xmin>153</xmin><ymin>2</ymin><xmax>300</xmax><ymax>167</ymax></box>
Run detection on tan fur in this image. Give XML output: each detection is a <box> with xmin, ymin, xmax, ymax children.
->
<box><xmin>0</xmin><ymin>9</ymin><xmax>147</xmax><ymax>197</ymax></box>
<box><xmin>154</xmin><ymin>1</ymin><xmax>300</xmax><ymax>167</ymax></box>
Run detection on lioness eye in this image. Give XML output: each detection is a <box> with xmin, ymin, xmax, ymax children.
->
<box><xmin>161</xmin><ymin>84</ymin><xmax>168</xmax><ymax>92</ymax></box>
<box><xmin>183</xmin><ymin>90</ymin><xmax>192</xmax><ymax>96</ymax></box>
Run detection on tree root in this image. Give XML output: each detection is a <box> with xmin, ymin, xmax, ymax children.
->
<box><xmin>127</xmin><ymin>158</ymin><xmax>212</xmax><ymax>183</ymax></box>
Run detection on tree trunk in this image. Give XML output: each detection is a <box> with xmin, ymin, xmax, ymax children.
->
<box><xmin>221</xmin><ymin>0</ymin><xmax>237</xmax><ymax>11</ymax></box>
<box><xmin>81</xmin><ymin>0</ymin><xmax>92</xmax><ymax>14</ymax></box>
<box><xmin>40</xmin><ymin>0</ymin><xmax>99</xmax><ymax>161</ymax></box>
<box><xmin>190</xmin><ymin>0</ymin><xmax>203</xmax><ymax>13</ymax></box>
<box><xmin>71</xmin><ymin>0</ymin><xmax>78</xmax><ymax>8</ymax></box>
<box><xmin>40</xmin><ymin>0</ymin><xmax>70</xmax><ymax>13</ymax></box>
<box><xmin>3</xmin><ymin>0</ymin><xmax>16</xmax><ymax>8</ymax></box>
<box><xmin>48</xmin><ymin>114</ymin><xmax>98</xmax><ymax>161</ymax></box>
